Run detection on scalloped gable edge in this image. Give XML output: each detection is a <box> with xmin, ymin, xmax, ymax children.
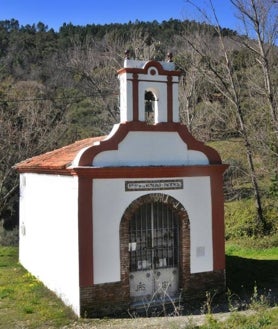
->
<box><xmin>77</xmin><ymin>122</ymin><xmax>222</xmax><ymax>167</ymax></box>
<box><xmin>14</xmin><ymin>122</ymin><xmax>223</xmax><ymax>173</ymax></box>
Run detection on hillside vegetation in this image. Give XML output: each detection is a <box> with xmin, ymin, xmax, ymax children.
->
<box><xmin>0</xmin><ymin>0</ymin><xmax>277</xmax><ymax>240</ymax></box>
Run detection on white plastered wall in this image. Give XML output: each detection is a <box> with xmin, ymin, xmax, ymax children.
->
<box><xmin>19</xmin><ymin>173</ymin><xmax>80</xmax><ymax>316</ymax></box>
<box><xmin>93</xmin><ymin>176</ymin><xmax>213</xmax><ymax>284</ymax></box>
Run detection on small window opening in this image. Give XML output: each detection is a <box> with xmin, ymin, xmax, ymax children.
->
<box><xmin>145</xmin><ymin>91</ymin><xmax>155</xmax><ymax>124</ymax></box>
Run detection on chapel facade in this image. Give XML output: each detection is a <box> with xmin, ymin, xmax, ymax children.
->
<box><xmin>15</xmin><ymin>53</ymin><xmax>228</xmax><ymax>317</ymax></box>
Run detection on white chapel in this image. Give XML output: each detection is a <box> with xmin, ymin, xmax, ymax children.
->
<box><xmin>15</xmin><ymin>52</ymin><xmax>228</xmax><ymax>317</ymax></box>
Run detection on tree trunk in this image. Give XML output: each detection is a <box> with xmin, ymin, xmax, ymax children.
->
<box><xmin>183</xmin><ymin>0</ymin><xmax>268</xmax><ymax>233</ymax></box>
<box><xmin>241</xmin><ymin>121</ymin><xmax>265</xmax><ymax>232</ymax></box>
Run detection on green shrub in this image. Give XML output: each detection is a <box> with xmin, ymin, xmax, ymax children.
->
<box><xmin>225</xmin><ymin>199</ymin><xmax>258</xmax><ymax>239</ymax></box>
<box><xmin>225</xmin><ymin>198</ymin><xmax>277</xmax><ymax>240</ymax></box>
<box><xmin>269</xmin><ymin>173</ymin><xmax>278</xmax><ymax>197</ymax></box>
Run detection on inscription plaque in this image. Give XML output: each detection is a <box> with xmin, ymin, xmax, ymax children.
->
<box><xmin>125</xmin><ymin>179</ymin><xmax>183</xmax><ymax>192</ymax></box>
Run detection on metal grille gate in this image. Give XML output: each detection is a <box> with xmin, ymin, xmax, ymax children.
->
<box><xmin>129</xmin><ymin>202</ymin><xmax>179</xmax><ymax>302</ymax></box>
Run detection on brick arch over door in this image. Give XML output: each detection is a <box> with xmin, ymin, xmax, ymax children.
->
<box><xmin>119</xmin><ymin>193</ymin><xmax>190</xmax><ymax>295</ymax></box>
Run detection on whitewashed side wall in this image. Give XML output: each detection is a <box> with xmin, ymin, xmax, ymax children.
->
<box><xmin>92</xmin><ymin>177</ymin><xmax>212</xmax><ymax>284</ymax></box>
<box><xmin>19</xmin><ymin>173</ymin><xmax>80</xmax><ymax>316</ymax></box>
<box><xmin>93</xmin><ymin>131</ymin><xmax>209</xmax><ymax>167</ymax></box>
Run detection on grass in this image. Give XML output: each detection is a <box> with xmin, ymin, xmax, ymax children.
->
<box><xmin>194</xmin><ymin>237</ymin><xmax>278</xmax><ymax>329</ymax></box>
<box><xmin>197</xmin><ymin>308</ymin><xmax>278</xmax><ymax>329</ymax></box>
<box><xmin>225</xmin><ymin>239</ymin><xmax>278</xmax><ymax>299</ymax></box>
<box><xmin>0</xmin><ymin>246</ymin><xmax>76</xmax><ymax>329</ymax></box>
<box><xmin>226</xmin><ymin>241</ymin><xmax>278</xmax><ymax>260</ymax></box>
<box><xmin>0</xmin><ymin>242</ymin><xmax>277</xmax><ymax>328</ymax></box>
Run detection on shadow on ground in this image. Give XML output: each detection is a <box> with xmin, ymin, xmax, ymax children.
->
<box><xmin>226</xmin><ymin>255</ymin><xmax>278</xmax><ymax>304</ymax></box>
<box><xmin>131</xmin><ymin>256</ymin><xmax>278</xmax><ymax>317</ymax></box>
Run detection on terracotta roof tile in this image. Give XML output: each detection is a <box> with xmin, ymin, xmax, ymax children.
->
<box><xmin>15</xmin><ymin>136</ymin><xmax>106</xmax><ymax>171</ymax></box>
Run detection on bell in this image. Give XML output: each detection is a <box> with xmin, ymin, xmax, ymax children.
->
<box><xmin>145</xmin><ymin>100</ymin><xmax>154</xmax><ymax>114</ymax></box>
<box><xmin>145</xmin><ymin>91</ymin><xmax>155</xmax><ymax>117</ymax></box>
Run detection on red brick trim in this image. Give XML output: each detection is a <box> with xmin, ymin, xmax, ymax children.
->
<box><xmin>78</xmin><ymin>177</ymin><xmax>94</xmax><ymax>287</ymax></box>
<box><xmin>17</xmin><ymin>163</ymin><xmax>228</xmax><ymax>178</ymax></box>
<box><xmin>74</xmin><ymin>164</ymin><xmax>228</xmax><ymax>178</ymax></box>
<box><xmin>211</xmin><ymin>173</ymin><xmax>226</xmax><ymax>270</ymax></box>
<box><xmin>132</xmin><ymin>73</ymin><xmax>139</xmax><ymax>121</ymax></box>
<box><xmin>117</xmin><ymin>60</ymin><xmax>181</xmax><ymax>77</ymax></box>
<box><xmin>167</xmin><ymin>76</ymin><xmax>173</xmax><ymax>122</ymax></box>
<box><xmin>16</xmin><ymin>168</ymin><xmax>72</xmax><ymax>175</ymax></box>
<box><xmin>77</xmin><ymin>122</ymin><xmax>223</xmax><ymax>166</ymax></box>
<box><xmin>127</xmin><ymin>78</ymin><xmax>179</xmax><ymax>84</ymax></box>
<box><xmin>16</xmin><ymin>123</ymin><xmax>225</xmax><ymax>174</ymax></box>
<box><xmin>119</xmin><ymin>193</ymin><xmax>190</xmax><ymax>294</ymax></box>
<box><xmin>76</xmin><ymin>164</ymin><xmax>227</xmax><ymax>288</ymax></box>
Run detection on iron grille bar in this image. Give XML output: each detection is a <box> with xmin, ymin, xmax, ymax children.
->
<box><xmin>129</xmin><ymin>201</ymin><xmax>179</xmax><ymax>272</ymax></box>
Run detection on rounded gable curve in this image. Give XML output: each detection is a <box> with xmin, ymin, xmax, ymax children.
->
<box><xmin>175</xmin><ymin>124</ymin><xmax>222</xmax><ymax>164</ymax></box>
<box><xmin>77</xmin><ymin>122</ymin><xmax>222</xmax><ymax>167</ymax></box>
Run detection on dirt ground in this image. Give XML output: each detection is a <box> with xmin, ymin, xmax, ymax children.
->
<box><xmin>60</xmin><ymin>310</ymin><xmax>258</xmax><ymax>329</ymax></box>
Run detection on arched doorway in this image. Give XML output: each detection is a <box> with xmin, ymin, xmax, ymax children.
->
<box><xmin>129</xmin><ymin>201</ymin><xmax>179</xmax><ymax>302</ymax></box>
<box><xmin>120</xmin><ymin>193</ymin><xmax>190</xmax><ymax>305</ymax></box>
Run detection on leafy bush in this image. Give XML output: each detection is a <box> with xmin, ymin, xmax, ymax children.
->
<box><xmin>225</xmin><ymin>199</ymin><xmax>258</xmax><ymax>239</ymax></box>
<box><xmin>225</xmin><ymin>198</ymin><xmax>277</xmax><ymax>240</ymax></box>
<box><xmin>269</xmin><ymin>173</ymin><xmax>278</xmax><ymax>197</ymax></box>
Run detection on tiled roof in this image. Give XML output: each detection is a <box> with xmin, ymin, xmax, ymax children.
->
<box><xmin>15</xmin><ymin>136</ymin><xmax>106</xmax><ymax>171</ymax></box>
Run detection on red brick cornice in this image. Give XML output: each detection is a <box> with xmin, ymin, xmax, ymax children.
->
<box><xmin>18</xmin><ymin>163</ymin><xmax>228</xmax><ymax>178</ymax></box>
<box><xmin>73</xmin><ymin>164</ymin><xmax>228</xmax><ymax>178</ymax></box>
<box><xmin>16</xmin><ymin>167</ymin><xmax>71</xmax><ymax>175</ymax></box>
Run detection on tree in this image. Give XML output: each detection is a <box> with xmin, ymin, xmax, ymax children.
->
<box><xmin>0</xmin><ymin>79</ymin><xmax>69</xmax><ymax>228</ymax></box>
<box><xmin>231</xmin><ymin>0</ymin><xmax>277</xmax><ymax>131</ymax></box>
<box><xmin>0</xmin><ymin>16</ymin><xmax>275</xmax><ymax>234</ymax></box>
<box><xmin>230</xmin><ymin>0</ymin><xmax>278</xmax><ymax>200</ymax></box>
<box><xmin>181</xmin><ymin>0</ymin><xmax>273</xmax><ymax>232</ymax></box>
<box><xmin>56</xmin><ymin>37</ymin><xmax>126</xmax><ymax>136</ymax></box>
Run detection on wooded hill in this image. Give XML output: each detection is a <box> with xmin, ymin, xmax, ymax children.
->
<box><xmin>0</xmin><ymin>3</ymin><xmax>277</xmax><ymax>237</ymax></box>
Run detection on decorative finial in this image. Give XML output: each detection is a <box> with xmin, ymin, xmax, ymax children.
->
<box><xmin>125</xmin><ymin>49</ymin><xmax>130</xmax><ymax>60</ymax></box>
<box><xmin>167</xmin><ymin>52</ymin><xmax>173</xmax><ymax>62</ymax></box>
